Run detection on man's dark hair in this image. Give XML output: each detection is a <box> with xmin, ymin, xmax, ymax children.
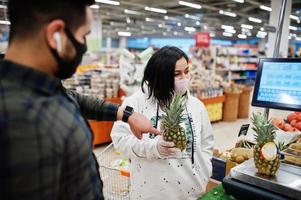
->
<box><xmin>8</xmin><ymin>0</ymin><xmax>95</xmax><ymax>40</ymax></box>
<box><xmin>141</xmin><ymin>46</ymin><xmax>189</xmax><ymax>106</ymax></box>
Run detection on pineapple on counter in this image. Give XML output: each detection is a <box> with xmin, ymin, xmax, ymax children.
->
<box><xmin>160</xmin><ymin>94</ymin><xmax>187</xmax><ymax>151</ymax></box>
<box><xmin>251</xmin><ymin>112</ymin><xmax>280</xmax><ymax>176</ymax></box>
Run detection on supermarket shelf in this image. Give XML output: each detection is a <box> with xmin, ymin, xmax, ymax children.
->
<box><xmin>217</xmin><ymin>54</ymin><xmax>258</xmax><ymax>57</ymax></box>
<box><xmin>198</xmin><ymin>95</ymin><xmax>226</xmax><ymax>105</ymax></box>
<box><xmin>216</xmin><ymin>68</ymin><xmax>257</xmax><ymax>72</ymax></box>
<box><xmin>231</xmin><ymin>77</ymin><xmax>247</xmax><ymax>80</ymax></box>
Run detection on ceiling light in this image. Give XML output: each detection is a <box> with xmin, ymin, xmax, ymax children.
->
<box><xmin>219</xmin><ymin>10</ymin><xmax>237</xmax><ymax>17</ymax></box>
<box><xmin>95</xmin><ymin>0</ymin><xmax>120</xmax><ymax>6</ymax></box>
<box><xmin>145</xmin><ymin>6</ymin><xmax>167</xmax><ymax>14</ymax></box>
<box><xmin>185</xmin><ymin>14</ymin><xmax>200</xmax><ymax>20</ymax></box>
<box><xmin>290</xmin><ymin>15</ymin><xmax>300</xmax><ymax>23</ymax></box>
<box><xmin>221</xmin><ymin>25</ymin><xmax>234</xmax><ymax>30</ymax></box>
<box><xmin>290</xmin><ymin>15</ymin><xmax>299</xmax><ymax>21</ymax></box>
<box><xmin>241</xmin><ymin>24</ymin><xmax>253</xmax><ymax>29</ymax></box>
<box><xmin>257</xmin><ymin>34</ymin><xmax>266</xmax><ymax>38</ymax></box>
<box><xmin>0</xmin><ymin>5</ymin><xmax>7</xmax><ymax>9</ymax></box>
<box><xmin>118</xmin><ymin>31</ymin><xmax>131</xmax><ymax>37</ymax></box>
<box><xmin>260</xmin><ymin>5</ymin><xmax>272</xmax><ymax>12</ymax></box>
<box><xmin>225</xmin><ymin>29</ymin><xmax>236</xmax><ymax>34</ymax></box>
<box><xmin>164</xmin><ymin>16</ymin><xmax>169</xmax><ymax>20</ymax></box>
<box><xmin>158</xmin><ymin>24</ymin><xmax>163</xmax><ymax>28</ymax></box>
<box><xmin>248</xmin><ymin>17</ymin><xmax>262</xmax><ymax>23</ymax></box>
<box><xmin>241</xmin><ymin>28</ymin><xmax>251</xmax><ymax>33</ymax></box>
<box><xmin>260</xmin><ymin>27</ymin><xmax>264</xmax><ymax>31</ymax></box>
<box><xmin>290</xmin><ymin>33</ymin><xmax>297</xmax><ymax>37</ymax></box>
<box><xmin>124</xmin><ymin>9</ymin><xmax>141</xmax><ymax>15</ymax></box>
<box><xmin>185</xmin><ymin>27</ymin><xmax>196</xmax><ymax>32</ymax></box>
<box><xmin>145</xmin><ymin>17</ymin><xmax>155</xmax><ymax>22</ymax></box>
<box><xmin>289</xmin><ymin>25</ymin><xmax>298</xmax><ymax>31</ymax></box>
<box><xmin>178</xmin><ymin>1</ymin><xmax>202</xmax><ymax>9</ymax></box>
<box><xmin>257</xmin><ymin>31</ymin><xmax>267</xmax><ymax>36</ymax></box>
<box><xmin>177</xmin><ymin>22</ymin><xmax>182</xmax><ymax>26</ymax></box>
<box><xmin>196</xmin><ymin>21</ymin><xmax>201</xmax><ymax>26</ymax></box>
<box><xmin>204</xmin><ymin>25</ymin><xmax>208</xmax><ymax>30</ymax></box>
<box><xmin>0</xmin><ymin>20</ymin><xmax>11</xmax><ymax>25</ymax></box>
<box><xmin>126</xmin><ymin>17</ymin><xmax>131</xmax><ymax>24</ymax></box>
<box><xmin>238</xmin><ymin>34</ymin><xmax>247</xmax><ymax>39</ymax></box>
<box><xmin>232</xmin><ymin>0</ymin><xmax>244</xmax><ymax>3</ymax></box>
<box><xmin>223</xmin><ymin>32</ymin><xmax>233</xmax><ymax>37</ymax></box>
<box><xmin>90</xmin><ymin>4</ymin><xmax>100</xmax><ymax>9</ymax></box>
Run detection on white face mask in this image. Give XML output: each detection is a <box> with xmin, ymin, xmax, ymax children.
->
<box><xmin>174</xmin><ymin>78</ymin><xmax>189</xmax><ymax>93</ymax></box>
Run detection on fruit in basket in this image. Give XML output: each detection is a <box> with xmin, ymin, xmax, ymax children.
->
<box><xmin>290</xmin><ymin>119</ymin><xmax>297</xmax><ymax>127</ymax></box>
<box><xmin>283</xmin><ymin>123</ymin><xmax>297</xmax><ymax>132</ymax></box>
<box><xmin>272</xmin><ymin>118</ymin><xmax>285</xmax><ymax>130</ymax></box>
<box><xmin>251</xmin><ymin>112</ymin><xmax>280</xmax><ymax>176</ymax></box>
<box><xmin>287</xmin><ymin>113</ymin><xmax>299</xmax><ymax>123</ymax></box>
<box><xmin>294</xmin><ymin>122</ymin><xmax>301</xmax><ymax>131</ymax></box>
<box><xmin>160</xmin><ymin>94</ymin><xmax>187</xmax><ymax>151</ymax></box>
<box><xmin>290</xmin><ymin>143</ymin><xmax>301</xmax><ymax>151</ymax></box>
<box><xmin>230</xmin><ymin>148</ymin><xmax>253</xmax><ymax>164</ymax></box>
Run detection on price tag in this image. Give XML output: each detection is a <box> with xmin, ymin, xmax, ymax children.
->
<box><xmin>238</xmin><ymin>124</ymin><xmax>250</xmax><ymax>137</ymax></box>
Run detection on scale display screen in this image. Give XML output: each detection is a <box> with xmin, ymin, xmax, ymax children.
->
<box><xmin>252</xmin><ymin>58</ymin><xmax>301</xmax><ymax>111</ymax></box>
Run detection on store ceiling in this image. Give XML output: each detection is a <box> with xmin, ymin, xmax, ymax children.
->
<box><xmin>0</xmin><ymin>0</ymin><xmax>300</xmax><ymax>39</ymax></box>
<box><xmin>94</xmin><ymin>0</ymin><xmax>301</xmax><ymax>39</ymax></box>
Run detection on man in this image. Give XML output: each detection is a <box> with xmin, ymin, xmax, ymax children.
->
<box><xmin>0</xmin><ymin>0</ymin><xmax>159</xmax><ymax>199</ymax></box>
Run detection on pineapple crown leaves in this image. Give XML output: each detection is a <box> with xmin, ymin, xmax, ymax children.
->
<box><xmin>251</xmin><ymin>112</ymin><xmax>276</xmax><ymax>145</ymax></box>
<box><xmin>277</xmin><ymin>142</ymin><xmax>287</xmax><ymax>151</ymax></box>
<box><xmin>161</xmin><ymin>93</ymin><xmax>186</xmax><ymax>127</ymax></box>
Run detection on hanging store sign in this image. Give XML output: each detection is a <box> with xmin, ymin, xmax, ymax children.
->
<box><xmin>195</xmin><ymin>32</ymin><xmax>211</xmax><ymax>47</ymax></box>
<box><xmin>264</xmin><ymin>25</ymin><xmax>277</xmax><ymax>33</ymax></box>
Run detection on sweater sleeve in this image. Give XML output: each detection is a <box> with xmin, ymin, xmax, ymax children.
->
<box><xmin>111</xmin><ymin>94</ymin><xmax>161</xmax><ymax>159</ymax></box>
<box><xmin>65</xmin><ymin>89</ymin><xmax>119</xmax><ymax>121</ymax></box>
<box><xmin>199</xmin><ymin>102</ymin><xmax>214</xmax><ymax>178</ymax></box>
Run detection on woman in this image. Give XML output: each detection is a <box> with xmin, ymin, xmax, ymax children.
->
<box><xmin>111</xmin><ymin>46</ymin><xmax>214</xmax><ymax>200</ymax></box>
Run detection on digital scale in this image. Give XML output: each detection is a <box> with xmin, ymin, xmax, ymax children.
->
<box><xmin>223</xmin><ymin>58</ymin><xmax>301</xmax><ymax>200</ymax></box>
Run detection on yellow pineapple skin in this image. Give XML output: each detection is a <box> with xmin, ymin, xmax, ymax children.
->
<box><xmin>161</xmin><ymin>126</ymin><xmax>186</xmax><ymax>151</ymax></box>
<box><xmin>254</xmin><ymin>144</ymin><xmax>280</xmax><ymax>176</ymax></box>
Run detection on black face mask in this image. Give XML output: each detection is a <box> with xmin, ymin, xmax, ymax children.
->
<box><xmin>51</xmin><ymin>28</ymin><xmax>87</xmax><ymax>79</ymax></box>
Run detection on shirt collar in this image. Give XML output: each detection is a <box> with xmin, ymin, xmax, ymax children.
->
<box><xmin>0</xmin><ymin>60</ymin><xmax>61</xmax><ymax>95</ymax></box>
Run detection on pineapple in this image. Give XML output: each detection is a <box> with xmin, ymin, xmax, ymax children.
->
<box><xmin>251</xmin><ymin>112</ymin><xmax>280</xmax><ymax>176</ymax></box>
<box><xmin>160</xmin><ymin>94</ymin><xmax>187</xmax><ymax>151</ymax></box>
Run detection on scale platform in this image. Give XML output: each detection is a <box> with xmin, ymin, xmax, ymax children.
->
<box><xmin>227</xmin><ymin>159</ymin><xmax>301</xmax><ymax>199</ymax></box>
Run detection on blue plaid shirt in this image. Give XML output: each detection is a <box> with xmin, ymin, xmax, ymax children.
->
<box><xmin>0</xmin><ymin>60</ymin><xmax>119</xmax><ymax>199</ymax></box>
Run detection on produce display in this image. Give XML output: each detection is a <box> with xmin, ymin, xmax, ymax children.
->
<box><xmin>230</xmin><ymin>147</ymin><xmax>253</xmax><ymax>164</ymax></box>
<box><xmin>272</xmin><ymin>112</ymin><xmax>301</xmax><ymax>132</ymax></box>
<box><xmin>160</xmin><ymin>94</ymin><xmax>187</xmax><ymax>151</ymax></box>
<box><xmin>63</xmin><ymin>65</ymin><xmax>120</xmax><ymax>99</ymax></box>
<box><xmin>282</xmin><ymin>142</ymin><xmax>301</xmax><ymax>166</ymax></box>
<box><xmin>205</xmin><ymin>103</ymin><xmax>223</xmax><ymax>122</ymax></box>
<box><xmin>251</xmin><ymin>112</ymin><xmax>280</xmax><ymax>176</ymax></box>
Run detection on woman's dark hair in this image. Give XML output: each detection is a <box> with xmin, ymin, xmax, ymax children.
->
<box><xmin>141</xmin><ymin>46</ymin><xmax>189</xmax><ymax>106</ymax></box>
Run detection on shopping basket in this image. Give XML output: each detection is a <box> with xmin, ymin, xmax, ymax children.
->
<box><xmin>96</xmin><ymin>143</ymin><xmax>131</xmax><ymax>200</ymax></box>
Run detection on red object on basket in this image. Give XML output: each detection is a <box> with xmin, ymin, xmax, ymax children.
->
<box><xmin>195</xmin><ymin>32</ymin><xmax>211</xmax><ymax>47</ymax></box>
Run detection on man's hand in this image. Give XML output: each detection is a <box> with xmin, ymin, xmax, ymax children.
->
<box><xmin>127</xmin><ymin>112</ymin><xmax>160</xmax><ymax>139</ymax></box>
